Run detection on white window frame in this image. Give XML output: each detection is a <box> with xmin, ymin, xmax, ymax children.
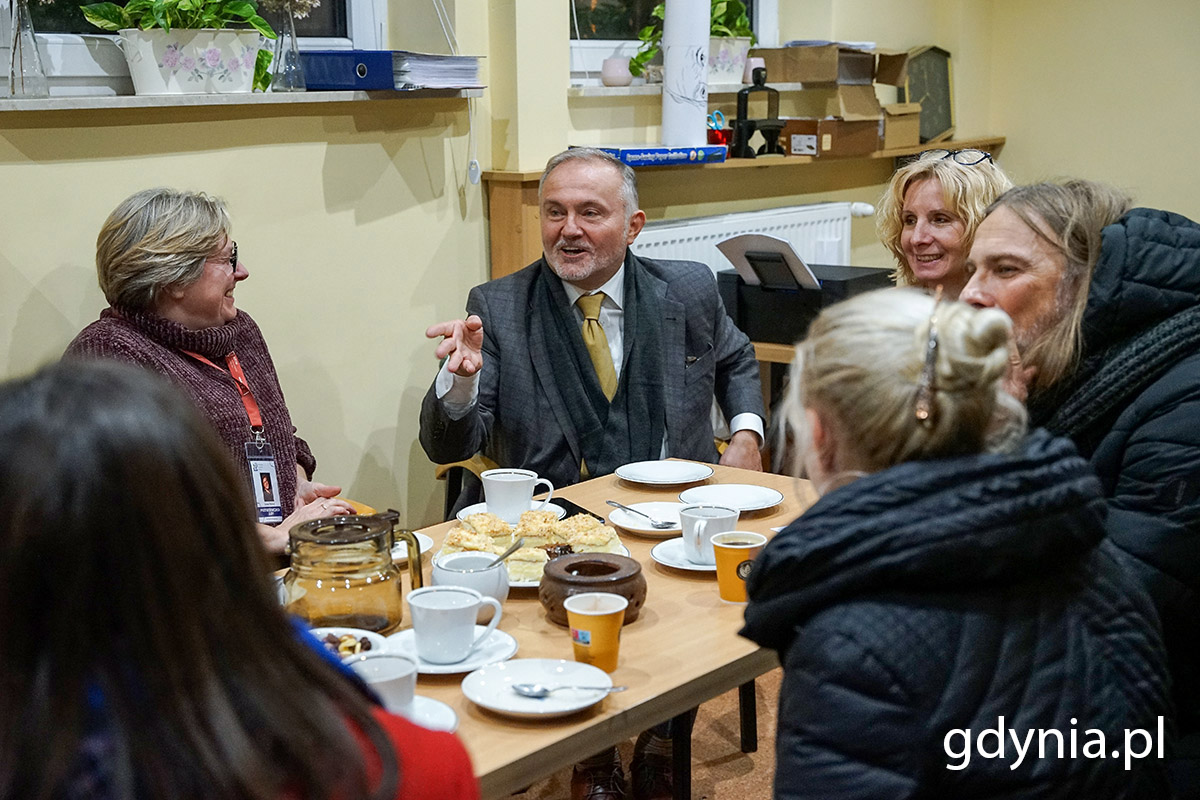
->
<box><xmin>569</xmin><ymin>0</ymin><xmax>777</xmax><ymax>86</ymax></box>
<box><xmin>3</xmin><ymin>0</ymin><xmax>386</xmax><ymax>94</ymax></box>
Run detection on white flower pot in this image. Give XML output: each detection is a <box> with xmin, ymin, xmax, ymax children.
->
<box><xmin>118</xmin><ymin>28</ymin><xmax>261</xmax><ymax>95</ymax></box>
<box><xmin>708</xmin><ymin>36</ymin><xmax>752</xmax><ymax>85</ymax></box>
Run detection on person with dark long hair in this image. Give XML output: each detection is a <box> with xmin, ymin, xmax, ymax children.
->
<box><xmin>0</xmin><ymin>361</ymin><xmax>478</xmax><ymax>800</ymax></box>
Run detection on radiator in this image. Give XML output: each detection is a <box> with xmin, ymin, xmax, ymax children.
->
<box><xmin>632</xmin><ymin>201</ymin><xmax>872</xmax><ymax>275</ymax></box>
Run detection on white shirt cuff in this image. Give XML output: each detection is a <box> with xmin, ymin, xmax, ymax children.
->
<box><xmin>435</xmin><ymin>362</ymin><xmax>479</xmax><ymax>420</ymax></box>
<box><xmin>729</xmin><ymin>413</ymin><xmax>765</xmax><ymax>446</ymax></box>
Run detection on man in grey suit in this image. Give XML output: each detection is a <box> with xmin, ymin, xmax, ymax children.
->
<box><xmin>422</xmin><ymin>148</ymin><xmax>765</xmax><ymax>504</ymax></box>
<box><xmin>421</xmin><ymin>148</ymin><xmax>766</xmax><ymax>800</ymax></box>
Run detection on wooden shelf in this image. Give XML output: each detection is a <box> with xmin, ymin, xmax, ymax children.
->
<box><xmin>483</xmin><ymin>135</ymin><xmax>1005</xmax><ymax>183</ymax></box>
<box><xmin>0</xmin><ymin>87</ymin><xmax>483</xmax><ymax>113</ymax></box>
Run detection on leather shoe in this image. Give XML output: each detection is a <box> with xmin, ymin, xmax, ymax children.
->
<box><xmin>630</xmin><ymin>750</ymin><xmax>673</xmax><ymax>800</ymax></box>
<box><xmin>571</xmin><ymin>757</ymin><xmax>626</xmax><ymax>800</ymax></box>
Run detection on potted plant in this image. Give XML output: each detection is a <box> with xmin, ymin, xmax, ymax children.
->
<box><xmin>628</xmin><ymin>0</ymin><xmax>756</xmax><ymax>83</ymax></box>
<box><xmin>80</xmin><ymin>0</ymin><xmax>277</xmax><ymax>93</ymax></box>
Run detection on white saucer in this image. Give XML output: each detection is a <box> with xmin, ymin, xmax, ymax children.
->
<box><xmin>678</xmin><ymin>484</ymin><xmax>784</xmax><ymax>512</ymax></box>
<box><xmin>391</xmin><ymin>531</ymin><xmax>434</xmax><ymax>563</ymax></box>
<box><xmin>650</xmin><ymin>538</ymin><xmax>716</xmax><ymax>572</ymax></box>
<box><xmin>309</xmin><ymin>626</ymin><xmax>388</xmax><ymax>657</ymax></box>
<box><xmin>400</xmin><ymin>695</ymin><xmax>459</xmax><ymax>732</ymax></box>
<box><xmin>615</xmin><ymin>460</ymin><xmax>714</xmax><ymax>485</ymax></box>
<box><xmin>462</xmin><ymin>658</ymin><xmax>613</xmax><ymax>719</ymax></box>
<box><xmin>608</xmin><ymin>501</ymin><xmax>685</xmax><ymax>537</ymax></box>
<box><xmin>385</xmin><ymin>626</ymin><xmax>519</xmax><ymax>674</ymax></box>
<box><xmin>456</xmin><ymin>501</ymin><xmax>566</xmax><ymax>525</ymax></box>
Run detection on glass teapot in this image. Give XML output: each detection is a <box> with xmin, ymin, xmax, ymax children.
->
<box><xmin>282</xmin><ymin>510</ymin><xmax>423</xmax><ymax>635</ymax></box>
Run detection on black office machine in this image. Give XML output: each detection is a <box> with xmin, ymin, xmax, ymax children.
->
<box><xmin>730</xmin><ymin>68</ymin><xmax>786</xmax><ymax>159</ymax></box>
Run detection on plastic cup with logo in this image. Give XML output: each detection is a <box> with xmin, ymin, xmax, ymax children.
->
<box><xmin>564</xmin><ymin>592</ymin><xmax>628</xmax><ymax>673</ymax></box>
<box><xmin>711</xmin><ymin>531</ymin><xmax>767</xmax><ymax>604</ymax></box>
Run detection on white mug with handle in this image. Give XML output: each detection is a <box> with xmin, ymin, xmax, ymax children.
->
<box><xmin>406</xmin><ymin>586</ymin><xmax>503</xmax><ymax>664</ymax></box>
<box><xmin>480</xmin><ymin>467</ymin><xmax>554</xmax><ymax>523</ymax></box>
<box><xmin>679</xmin><ymin>504</ymin><xmax>740</xmax><ymax>565</ymax></box>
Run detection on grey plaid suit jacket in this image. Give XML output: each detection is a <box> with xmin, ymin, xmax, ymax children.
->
<box><xmin>419</xmin><ymin>252</ymin><xmax>765</xmax><ymax>511</ymax></box>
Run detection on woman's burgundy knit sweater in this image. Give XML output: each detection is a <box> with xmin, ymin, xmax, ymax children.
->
<box><xmin>65</xmin><ymin>307</ymin><xmax>316</xmax><ymax>517</ymax></box>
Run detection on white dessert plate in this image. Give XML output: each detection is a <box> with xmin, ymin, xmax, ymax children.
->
<box><xmin>390</xmin><ymin>531</ymin><xmax>435</xmax><ymax>563</ymax></box>
<box><xmin>607</xmin><ymin>501</ymin><xmax>685</xmax><ymax>537</ymax></box>
<box><xmin>615</xmin><ymin>460</ymin><xmax>714</xmax><ymax>485</ymax></box>
<box><xmin>678</xmin><ymin>484</ymin><xmax>784</xmax><ymax>512</ymax></box>
<box><xmin>462</xmin><ymin>658</ymin><xmax>613</xmax><ymax>719</ymax></box>
<box><xmin>456</xmin><ymin>501</ymin><xmax>566</xmax><ymax>525</ymax></box>
<box><xmin>385</xmin><ymin>626</ymin><xmax>518</xmax><ymax>674</ymax></box>
<box><xmin>650</xmin><ymin>538</ymin><xmax>716</xmax><ymax>573</ymax></box>
<box><xmin>506</xmin><ymin>543</ymin><xmax>632</xmax><ymax>589</ymax></box>
<box><xmin>401</xmin><ymin>695</ymin><xmax>459</xmax><ymax>733</ymax></box>
<box><xmin>309</xmin><ymin>627</ymin><xmax>388</xmax><ymax>658</ymax></box>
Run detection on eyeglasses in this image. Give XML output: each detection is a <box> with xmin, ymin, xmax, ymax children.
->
<box><xmin>914</xmin><ymin>286</ymin><xmax>944</xmax><ymax>427</ymax></box>
<box><xmin>919</xmin><ymin>148</ymin><xmax>993</xmax><ymax>166</ymax></box>
<box><xmin>209</xmin><ymin>241</ymin><xmax>238</xmax><ymax>272</ymax></box>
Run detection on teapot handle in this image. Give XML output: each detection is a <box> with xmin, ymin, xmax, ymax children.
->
<box><xmin>385</xmin><ymin>508</ymin><xmax>424</xmax><ymax>591</ymax></box>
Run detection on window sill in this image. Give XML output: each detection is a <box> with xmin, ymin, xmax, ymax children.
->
<box><xmin>0</xmin><ymin>87</ymin><xmax>483</xmax><ymax>113</ymax></box>
<box><xmin>568</xmin><ymin>82</ymin><xmax>808</xmax><ymax>98</ymax></box>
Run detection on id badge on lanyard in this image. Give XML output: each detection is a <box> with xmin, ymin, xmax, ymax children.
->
<box><xmin>246</xmin><ymin>439</ymin><xmax>283</xmax><ymax>524</ymax></box>
<box><xmin>183</xmin><ymin>348</ymin><xmax>282</xmax><ymax>524</ymax></box>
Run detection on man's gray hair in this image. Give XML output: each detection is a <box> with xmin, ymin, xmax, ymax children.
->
<box><xmin>539</xmin><ymin>148</ymin><xmax>640</xmax><ymax>222</ymax></box>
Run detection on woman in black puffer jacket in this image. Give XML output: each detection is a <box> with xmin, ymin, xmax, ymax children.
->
<box><xmin>742</xmin><ymin>288</ymin><xmax>1171</xmax><ymax>799</ymax></box>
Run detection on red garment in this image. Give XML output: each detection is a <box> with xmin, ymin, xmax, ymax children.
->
<box><xmin>356</xmin><ymin>708</ymin><xmax>480</xmax><ymax>800</ymax></box>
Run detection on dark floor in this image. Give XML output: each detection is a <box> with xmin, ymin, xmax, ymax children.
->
<box><xmin>511</xmin><ymin>667</ymin><xmax>781</xmax><ymax>800</ymax></box>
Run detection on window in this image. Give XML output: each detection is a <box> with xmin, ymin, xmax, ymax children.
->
<box><xmin>569</xmin><ymin>0</ymin><xmax>774</xmax><ymax>83</ymax></box>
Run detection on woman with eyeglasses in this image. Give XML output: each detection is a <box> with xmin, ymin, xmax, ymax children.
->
<box><xmin>65</xmin><ymin>188</ymin><xmax>353</xmax><ymax>554</ymax></box>
<box><xmin>0</xmin><ymin>361</ymin><xmax>479</xmax><ymax>800</ymax></box>
<box><xmin>741</xmin><ymin>287</ymin><xmax>1170</xmax><ymax>798</ymax></box>
<box><xmin>876</xmin><ymin>148</ymin><xmax>1013</xmax><ymax>298</ymax></box>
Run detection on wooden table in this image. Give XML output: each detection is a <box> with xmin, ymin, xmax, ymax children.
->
<box><xmin>406</xmin><ymin>463</ymin><xmax>817</xmax><ymax>799</ymax></box>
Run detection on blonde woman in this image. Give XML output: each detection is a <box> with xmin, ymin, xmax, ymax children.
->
<box><xmin>876</xmin><ymin>149</ymin><xmax>1012</xmax><ymax>298</ymax></box>
<box><xmin>741</xmin><ymin>288</ymin><xmax>1169</xmax><ymax>798</ymax></box>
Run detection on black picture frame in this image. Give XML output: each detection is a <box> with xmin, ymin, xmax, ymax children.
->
<box><xmin>898</xmin><ymin>45</ymin><xmax>954</xmax><ymax>144</ymax></box>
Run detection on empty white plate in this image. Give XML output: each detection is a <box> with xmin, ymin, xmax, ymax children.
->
<box><xmin>462</xmin><ymin>658</ymin><xmax>613</xmax><ymax>719</ymax></box>
<box><xmin>456</xmin><ymin>501</ymin><xmax>566</xmax><ymax>525</ymax></box>
<box><xmin>385</xmin><ymin>626</ymin><xmax>518</xmax><ymax>674</ymax></box>
<box><xmin>615</xmin><ymin>460</ymin><xmax>714</xmax><ymax>485</ymax></box>
<box><xmin>390</xmin><ymin>531</ymin><xmax>434</xmax><ymax>564</ymax></box>
<box><xmin>607</xmin><ymin>501</ymin><xmax>685</xmax><ymax>537</ymax></box>
<box><xmin>678</xmin><ymin>484</ymin><xmax>784</xmax><ymax>512</ymax></box>
<box><xmin>650</xmin><ymin>538</ymin><xmax>716</xmax><ymax>572</ymax></box>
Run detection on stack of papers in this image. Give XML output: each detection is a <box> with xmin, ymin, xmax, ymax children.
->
<box><xmin>393</xmin><ymin>51</ymin><xmax>483</xmax><ymax>90</ymax></box>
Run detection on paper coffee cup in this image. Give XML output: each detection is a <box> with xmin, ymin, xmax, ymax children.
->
<box><xmin>712</xmin><ymin>531</ymin><xmax>767</xmax><ymax>604</ymax></box>
<box><xmin>565</xmin><ymin>592</ymin><xmax>627</xmax><ymax>673</ymax></box>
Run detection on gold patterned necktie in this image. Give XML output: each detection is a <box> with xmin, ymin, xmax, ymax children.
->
<box><xmin>576</xmin><ymin>292</ymin><xmax>617</xmax><ymax>401</ymax></box>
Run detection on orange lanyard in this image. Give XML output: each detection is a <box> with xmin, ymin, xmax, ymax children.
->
<box><xmin>181</xmin><ymin>350</ymin><xmax>263</xmax><ymax>433</ymax></box>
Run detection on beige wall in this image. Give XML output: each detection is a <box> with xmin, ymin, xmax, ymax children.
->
<box><xmin>2</xmin><ymin>0</ymin><xmax>1195</xmax><ymax>527</ymax></box>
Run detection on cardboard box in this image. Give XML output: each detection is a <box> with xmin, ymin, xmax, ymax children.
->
<box><xmin>882</xmin><ymin>102</ymin><xmax>922</xmax><ymax>149</ymax></box>
<box><xmin>826</xmin><ymin>84</ymin><xmax>884</xmax><ymax>122</ymax></box>
<box><xmin>749</xmin><ymin>44</ymin><xmax>909</xmax><ymax>86</ymax></box>
<box><xmin>782</xmin><ymin>118</ymin><xmax>881</xmax><ymax>157</ymax></box>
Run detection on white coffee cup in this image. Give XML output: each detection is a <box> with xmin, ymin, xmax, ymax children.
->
<box><xmin>432</xmin><ymin>551</ymin><xmax>509</xmax><ymax>622</ymax></box>
<box><xmin>407</xmin><ymin>586</ymin><xmax>503</xmax><ymax>664</ymax></box>
<box><xmin>679</xmin><ymin>504</ymin><xmax>740</xmax><ymax>565</ymax></box>
<box><xmin>480</xmin><ymin>468</ymin><xmax>554</xmax><ymax>524</ymax></box>
<box><xmin>343</xmin><ymin>652</ymin><xmax>417</xmax><ymax>713</ymax></box>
